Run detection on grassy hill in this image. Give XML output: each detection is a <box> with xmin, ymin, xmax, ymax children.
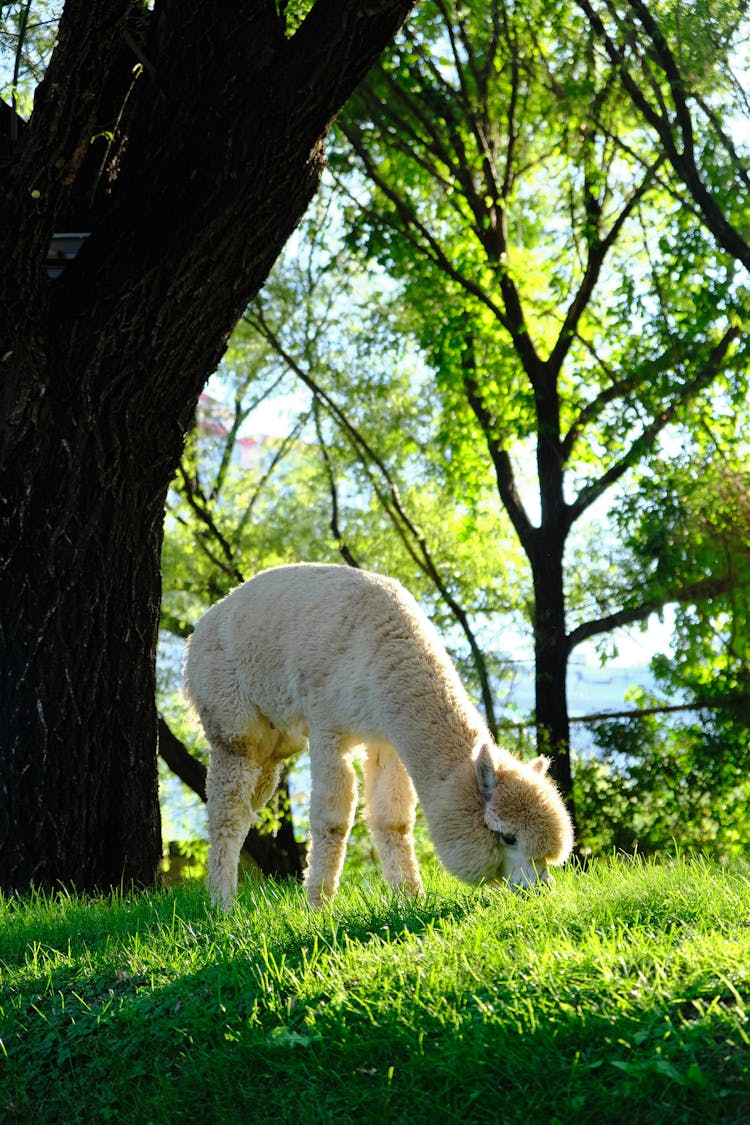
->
<box><xmin>1</xmin><ymin>856</ymin><xmax>748</xmax><ymax>1123</ymax></box>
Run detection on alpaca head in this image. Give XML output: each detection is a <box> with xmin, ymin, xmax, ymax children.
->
<box><xmin>474</xmin><ymin>744</ymin><xmax>574</xmax><ymax>888</ymax></box>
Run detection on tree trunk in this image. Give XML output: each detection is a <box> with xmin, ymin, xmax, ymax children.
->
<box><xmin>532</xmin><ymin>558</ymin><xmax>571</xmax><ymax>773</ymax></box>
<box><xmin>529</xmin><ymin>529</ymin><xmax>576</xmax><ymax>823</ymax></box>
<box><xmin>529</xmin><ymin>365</ymin><xmax>576</xmax><ymax>818</ymax></box>
<box><xmin>0</xmin><ymin>0</ymin><xmax>416</xmax><ymax>896</ymax></box>
<box><xmin>0</xmin><ymin>433</ymin><xmax>165</xmax><ymax>890</ymax></box>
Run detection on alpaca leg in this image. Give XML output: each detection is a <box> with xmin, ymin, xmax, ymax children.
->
<box><xmin>250</xmin><ymin>726</ymin><xmax>306</xmax><ymax>811</ymax></box>
<box><xmin>251</xmin><ymin>759</ymin><xmax>283</xmax><ymax>812</ymax></box>
<box><xmin>363</xmin><ymin>743</ymin><xmax>423</xmax><ymax>895</ymax></box>
<box><xmin>206</xmin><ymin>743</ymin><xmax>262</xmax><ymax>909</ymax></box>
<box><xmin>304</xmin><ymin>737</ymin><xmax>358</xmax><ymax>907</ymax></box>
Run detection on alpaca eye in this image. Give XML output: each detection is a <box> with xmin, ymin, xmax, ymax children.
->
<box><xmin>500</xmin><ymin>832</ymin><xmax>517</xmax><ymax>847</ymax></box>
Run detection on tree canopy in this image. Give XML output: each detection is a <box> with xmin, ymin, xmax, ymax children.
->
<box><xmin>319</xmin><ymin>0</ymin><xmax>750</xmax><ymax>806</ymax></box>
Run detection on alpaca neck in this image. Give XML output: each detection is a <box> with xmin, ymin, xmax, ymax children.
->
<box><xmin>410</xmin><ymin>753</ymin><xmax>502</xmax><ymax>885</ymax></box>
<box><xmin>415</xmin><ymin>752</ymin><xmax>478</xmax><ymax>826</ymax></box>
<box><xmin>384</xmin><ymin>673</ymin><xmax>487</xmax><ymax>792</ymax></box>
<box><xmin>394</xmin><ymin>716</ymin><xmax>483</xmax><ymax>799</ymax></box>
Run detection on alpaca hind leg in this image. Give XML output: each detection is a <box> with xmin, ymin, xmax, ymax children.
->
<box><xmin>250</xmin><ymin>727</ymin><xmax>304</xmax><ymax>811</ymax></box>
<box><xmin>250</xmin><ymin>759</ymin><xmax>283</xmax><ymax>813</ymax></box>
<box><xmin>206</xmin><ymin>743</ymin><xmax>262</xmax><ymax>909</ymax></box>
<box><xmin>364</xmin><ymin>743</ymin><xmax>423</xmax><ymax>895</ymax></box>
<box><xmin>304</xmin><ymin>737</ymin><xmax>358</xmax><ymax>907</ymax></box>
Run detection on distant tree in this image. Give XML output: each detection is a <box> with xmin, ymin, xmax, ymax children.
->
<box><xmin>574</xmin><ymin>447</ymin><xmax>750</xmax><ymax>857</ymax></box>
<box><xmin>329</xmin><ymin>0</ymin><xmax>750</xmax><ymax>816</ymax></box>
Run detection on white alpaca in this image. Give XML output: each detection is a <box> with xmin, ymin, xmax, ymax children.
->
<box><xmin>184</xmin><ymin>563</ymin><xmax>574</xmax><ymax>907</ymax></box>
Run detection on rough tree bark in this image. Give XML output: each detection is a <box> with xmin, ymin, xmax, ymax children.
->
<box><xmin>0</xmin><ymin>0</ymin><xmax>415</xmax><ymax>894</ymax></box>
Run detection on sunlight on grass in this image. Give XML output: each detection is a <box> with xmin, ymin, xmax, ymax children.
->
<box><xmin>1</xmin><ymin>857</ymin><xmax>748</xmax><ymax>1123</ymax></box>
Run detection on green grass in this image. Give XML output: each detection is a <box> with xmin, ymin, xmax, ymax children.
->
<box><xmin>1</xmin><ymin>856</ymin><xmax>749</xmax><ymax>1124</ymax></box>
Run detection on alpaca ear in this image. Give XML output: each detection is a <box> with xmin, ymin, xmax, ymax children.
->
<box><xmin>475</xmin><ymin>743</ymin><xmax>498</xmax><ymax>802</ymax></box>
<box><xmin>530</xmin><ymin>754</ymin><xmax>551</xmax><ymax>776</ymax></box>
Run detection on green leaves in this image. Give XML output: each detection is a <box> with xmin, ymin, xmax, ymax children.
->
<box><xmin>163</xmin><ymin>0</ymin><xmax>750</xmax><ymax>813</ymax></box>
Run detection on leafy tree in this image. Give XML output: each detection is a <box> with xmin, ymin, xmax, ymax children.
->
<box><xmin>574</xmin><ymin>443</ymin><xmax>750</xmax><ymax>856</ymax></box>
<box><xmin>578</xmin><ymin>0</ymin><xmax>750</xmax><ymax>269</ymax></box>
<box><xmin>329</xmin><ymin>0</ymin><xmax>750</xmax><ymax>814</ymax></box>
<box><xmin>573</xmin><ymin>703</ymin><xmax>750</xmax><ymax>858</ymax></box>
<box><xmin>0</xmin><ymin>0</ymin><xmax>416</xmax><ymax>895</ymax></box>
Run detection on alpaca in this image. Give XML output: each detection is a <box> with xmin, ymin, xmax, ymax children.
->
<box><xmin>184</xmin><ymin>563</ymin><xmax>574</xmax><ymax>907</ymax></box>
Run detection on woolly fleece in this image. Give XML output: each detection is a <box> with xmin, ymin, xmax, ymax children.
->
<box><xmin>185</xmin><ymin>563</ymin><xmax>574</xmax><ymax>906</ymax></box>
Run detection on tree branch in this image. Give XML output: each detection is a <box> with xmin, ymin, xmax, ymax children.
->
<box><xmin>176</xmin><ymin>462</ymin><xmax>246</xmax><ymax>585</ymax></box>
<box><xmin>342</xmin><ymin>123</ymin><xmax>513</xmax><ymax>328</ymax></box>
<box><xmin>460</xmin><ymin>343</ymin><xmax>536</xmax><ymax>553</ymax></box>
<box><xmin>545</xmin><ymin>154</ymin><xmax>664</xmax><ymax>379</ymax></box>
<box><xmin>498</xmin><ymin>694</ymin><xmax>750</xmax><ymax>730</ymax></box>
<box><xmin>212</xmin><ymin>373</ymin><xmax>287</xmax><ymax>499</ymax></box>
<box><xmin>566</xmin><ymin>573</ymin><xmax>733</xmax><ymax>652</ymax></box>
<box><xmin>233</xmin><ymin>412</ymin><xmax>312</xmax><ymax>542</ymax></box>
<box><xmin>1</xmin><ymin>0</ymin><xmax>134</xmax><ymax>264</ymax></box>
<box><xmin>577</xmin><ymin>0</ymin><xmax>750</xmax><ymax>272</ymax></box>
<box><xmin>312</xmin><ymin>396</ymin><xmax>360</xmax><ymax>568</ymax></box>
<box><xmin>566</xmin><ymin>324</ymin><xmax>740</xmax><ymax>525</ymax></box>
<box><xmin>158</xmin><ymin>714</ymin><xmax>207</xmax><ymax>801</ymax></box>
<box><xmin>245</xmin><ymin>306</ymin><xmax>500</xmax><ymax>736</ymax></box>
<box><xmin>284</xmin><ymin>0</ymin><xmax>418</xmax><ymax>122</ymax></box>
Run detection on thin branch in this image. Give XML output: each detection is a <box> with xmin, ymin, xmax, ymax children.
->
<box><xmin>566</xmin><ymin>573</ymin><xmax>732</xmax><ymax>652</ymax></box>
<box><xmin>212</xmin><ymin>372</ymin><xmax>287</xmax><ymax>499</ymax></box>
<box><xmin>245</xmin><ymin>306</ymin><xmax>500</xmax><ymax>736</ymax></box>
<box><xmin>499</xmin><ymin>11</ymin><xmax>520</xmax><ymax>200</ymax></box>
<box><xmin>545</xmin><ymin>154</ymin><xmax>664</xmax><ymax>379</ymax></box>
<box><xmin>234</xmin><ymin>411</ymin><xmax>311</xmax><ymax>541</ymax></box>
<box><xmin>577</xmin><ymin>0</ymin><xmax>750</xmax><ymax>271</ymax></box>
<box><xmin>625</xmin><ymin>0</ymin><xmax>695</xmax><ymax>160</ymax></box>
<box><xmin>692</xmin><ymin>90</ymin><xmax>750</xmax><ymax>195</ymax></box>
<box><xmin>431</xmin><ymin>0</ymin><xmax>475</xmax><ymax>115</ymax></box>
<box><xmin>158</xmin><ymin>714</ymin><xmax>206</xmax><ymax>801</ymax></box>
<box><xmin>353</xmin><ymin>88</ymin><xmax>476</xmax><ymax>235</ymax></box>
<box><xmin>565</xmin><ymin>324</ymin><xmax>740</xmax><ymax>525</ymax></box>
<box><xmin>496</xmin><ymin>694</ymin><xmax>750</xmax><ymax>731</ymax></box>
<box><xmin>10</xmin><ymin>0</ymin><xmax>32</xmax><ymax>136</ymax></box>
<box><xmin>561</xmin><ymin>367</ymin><xmax>650</xmax><ymax>464</ymax></box>
<box><xmin>176</xmin><ymin>463</ymin><xmax>245</xmax><ymax>584</ymax></box>
<box><xmin>312</xmin><ymin>396</ymin><xmax>360</xmax><ymax>568</ymax></box>
<box><xmin>341</xmin><ymin>122</ymin><xmax>542</xmax><ymax>382</ymax></box>
<box><xmin>365</xmin><ymin>63</ymin><xmax>459</xmax><ymax>180</ymax></box>
<box><xmin>169</xmin><ymin>506</ymin><xmax>244</xmax><ymax>583</ymax></box>
<box><xmin>460</xmin><ymin>345</ymin><xmax>535</xmax><ymax>552</ymax></box>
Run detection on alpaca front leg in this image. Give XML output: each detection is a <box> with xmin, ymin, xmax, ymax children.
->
<box><xmin>206</xmin><ymin>745</ymin><xmax>262</xmax><ymax>909</ymax></box>
<box><xmin>364</xmin><ymin>743</ymin><xmax>423</xmax><ymax>895</ymax></box>
<box><xmin>304</xmin><ymin>739</ymin><xmax>357</xmax><ymax>907</ymax></box>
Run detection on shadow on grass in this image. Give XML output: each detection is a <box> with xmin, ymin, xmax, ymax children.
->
<box><xmin>4</xmin><ymin>883</ymin><xmax>749</xmax><ymax>1125</ymax></box>
<box><xmin>5</xmin><ymin>964</ymin><xmax>748</xmax><ymax>1124</ymax></box>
